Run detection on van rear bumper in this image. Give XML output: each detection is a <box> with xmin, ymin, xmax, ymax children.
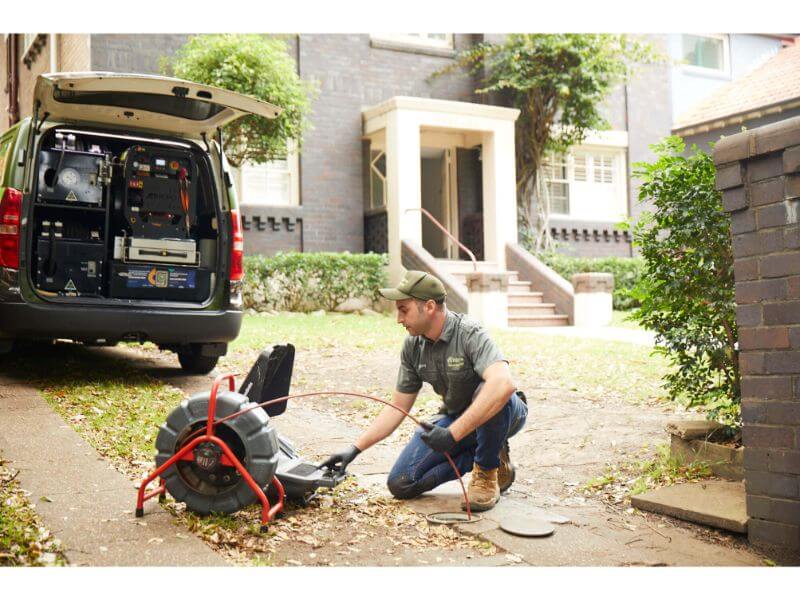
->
<box><xmin>0</xmin><ymin>300</ymin><xmax>243</xmax><ymax>345</ymax></box>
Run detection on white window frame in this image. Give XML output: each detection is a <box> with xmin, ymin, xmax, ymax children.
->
<box><xmin>542</xmin><ymin>153</ymin><xmax>570</xmax><ymax>216</ymax></box>
<box><xmin>237</xmin><ymin>141</ymin><xmax>300</xmax><ymax>207</ymax></box>
<box><xmin>681</xmin><ymin>33</ymin><xmax>730</xmax><ymax>76</ymax></box>
<box><xmin>370</xmin><ymin>33</ymin><xmax>454</xmax><ymax>51</ymax></box>
<box><xmin>369</xmin><ymin>150</ymin><xmax>386</xmax><ymax>210</ymax></box>
<box><xmin>543</xmin><ymin>145</ymin><xmax>628</xmax><ymax>222</ymax></box>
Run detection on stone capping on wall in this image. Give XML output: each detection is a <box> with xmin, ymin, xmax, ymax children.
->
<box><xmin>571</xmin><ymin>272</ymin><xmax>614</xmax><ymax>294</ymax></box>
<box><xmin>505</xmin><ymin>243</ymin><xmax>574</xmax><ymax>325</ymax></box>
<box><xmin>400</xmin><ymin>239</ymin><xmax>468</xmax><ymax>313</ymax></box>
<box><xmin>713</xmin><ymin>114</ymin><xmax>800</xmax><ymax>555</ymax></box>
<box><xmin>465</xmin><ymin>271</ymin><xmax>511</xmax><ymax>293</ymax></box>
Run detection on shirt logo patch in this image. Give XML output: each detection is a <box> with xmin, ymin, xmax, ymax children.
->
<box><xmin>447</xmin><ymin>356</ymin><xmax>465</xmax><ymax>370</ymax></box>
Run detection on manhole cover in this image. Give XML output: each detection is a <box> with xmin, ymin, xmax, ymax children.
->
<box><xmin>426</xmin><ymin>511</ymin><xmax>483</xmax><ymax>525</ymax></box>
<box><xmin>499</xmin><ymin>516</ymin><xmax>555</xmax><ymax>537</ymax></box>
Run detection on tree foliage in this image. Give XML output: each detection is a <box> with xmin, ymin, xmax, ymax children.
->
<box><xmin>165</xmin><ymin>34</ymin><xmax>316</xmax><ymax>167</ymax></box>
<box><xmin>448</xmin><ymin>34</ymin><xmax>654</xmax><ymax>250</ymax></box>
<box><xmin>631</xmin><ymin>137</ymin><xmax>739</xmax><ymax>427</ymax></box>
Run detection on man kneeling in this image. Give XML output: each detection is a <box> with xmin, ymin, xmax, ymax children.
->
<box><xmin>319</xmin><ymin>270</ymin><xmax>528</xmax><ymax>512</ymax></box>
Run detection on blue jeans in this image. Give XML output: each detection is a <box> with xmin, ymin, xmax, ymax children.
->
<box><xmin>386</xmin><ymin>390</ymin><xmax>528</xmax><ymax>500</ymax></box>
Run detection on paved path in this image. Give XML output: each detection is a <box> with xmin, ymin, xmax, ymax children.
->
<box><xmin>509</xmin><ymin>325</ymin><xmax>656</xmax><ymax>347</ymax></box>
<box><xmin>0</xmin><ymin>374</ymin><xmax>225</xmax><ymax>567</ymax></box>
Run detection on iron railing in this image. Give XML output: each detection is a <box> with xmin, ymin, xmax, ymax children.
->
<box><xmin>405</xmin><ymin>207</ymin><xmax>477</xmax><ymax>272</ymax></box>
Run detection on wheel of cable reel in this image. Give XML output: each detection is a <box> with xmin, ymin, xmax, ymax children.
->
<box><xmin>155</xmin><ymin>391</ymin><xmax>279</xmax><ymax>515</ymax></box>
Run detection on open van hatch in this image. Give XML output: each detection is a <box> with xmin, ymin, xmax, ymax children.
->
<box><xmin>25</xmin><ymin>72</ymin><xmax>282</xmax><ymax>308</ymax></box>
<box><xmin>34</xmin><ymin>72</ymin><xmax>282</xmax><ymax>138</ymax></box>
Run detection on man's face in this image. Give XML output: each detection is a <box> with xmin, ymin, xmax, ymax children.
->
<box><xmin>396</xmin><ymin>298</ymin><xmax>431</xmax><ymax>336</ymax></box>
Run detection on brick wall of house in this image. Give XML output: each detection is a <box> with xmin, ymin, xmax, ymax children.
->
<box><xmin>714</xmin><ymin>116</ymin><xmax>800</xmax><ymax>555</ymax></box>
<box><xmin>18</xmin><ymin>36</ymin><xmax>51</xmax><ymax>120</ymax></box>
<box><xmin>296</xmin><ymin>34</ymin><xmax>480</xmax><ymax>253</ymax></box>
<box><xmin>89</xmin><ymin>34</ymin><xmax>190</xmax><ymax>73</ymax></box>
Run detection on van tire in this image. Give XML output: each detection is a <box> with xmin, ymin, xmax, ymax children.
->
<box><xmin>178</xmin><ymin>345</ymin><xmax>219</xmax><ymax>374</ymax></box>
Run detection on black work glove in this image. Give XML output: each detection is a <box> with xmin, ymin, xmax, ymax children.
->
<box><xmin>317</xmin><ymin>445</ymin><xmax>361</xmax><ymax>473</ymax></box>
<box><xmin>420</xmin><ymin>423</ymin><xmax>457</xmax><ymax>453</ymax></box>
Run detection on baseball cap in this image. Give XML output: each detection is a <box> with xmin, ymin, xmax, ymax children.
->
<box><xmin>379</xmin><ymin>270</ymin><xmax>447</xmax><ymax>302</ymax></box>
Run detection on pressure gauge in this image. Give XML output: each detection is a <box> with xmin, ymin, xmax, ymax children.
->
<box><xmin>59</xmin><ymin>168</ymin><xmax>79</xmax><ymax>188</ymax></box>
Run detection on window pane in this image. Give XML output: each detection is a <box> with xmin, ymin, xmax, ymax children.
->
<box><xmin>370</xmin><ymin>151</ymin><xmax>386</xmax><ymax>208</ymax></box>
<box><xmin>573</xmin><ymin>154</ymin><xmax>587</xmax><ymax>181</ymax></box>
<box><xmin>543</xmin><ymin>154</ymin><xmax>567</xmax><ymax>181</ymax></box>
<box><xmin>371</xmin><ymin>173</ymin><xmax>385</xmax><ymax>208</ymax></box>
<box><xmin>242</xmin><ymin>159</ymin><xmax>291</xmax><ymax>205</ymax></box>
<box><xmin>372</xmin><ymin>151</ymin><xmax>386</xmax><ymax>177</ymax></box>
<box><xmin>683</xmin><ymin>35</ymin><xmax>724</xmax><ymax>70</ymax></box>
<box><xmin>593</xmin><ymin>154</ymin><xmax>614</xmax><ymax>184</ymax></box>
<box><xmin>546</xmin><ymin>182</ymin><xmax>569</xmax><ymax>214</ymax></box>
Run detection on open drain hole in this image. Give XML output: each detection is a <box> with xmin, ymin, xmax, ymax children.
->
<box><xmin>426</xmin><ymin>511</ymin><xmax>483</xmax><ymax>525</ymax></box>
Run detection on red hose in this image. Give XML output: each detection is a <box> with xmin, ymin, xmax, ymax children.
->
<box><xmin>187</xmin><ymin>390</ymin><xmax>475</xmax><ymax>520</ymax></box>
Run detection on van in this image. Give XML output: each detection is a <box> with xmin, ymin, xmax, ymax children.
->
<box><xmin>0</xmin><ymin>72</ymin><xmax>281</xmax><ymax>373</ymax></box>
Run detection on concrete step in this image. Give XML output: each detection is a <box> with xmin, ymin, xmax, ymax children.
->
<box><xmin>508</xmin><ymin>303</ymin><xmax>557</xmax><ymax>317</ymax></box>
<box><xmin>631</xmin><ymin>481</ymin><xmax>747</xmax><ymax>534</ymax></box>
<box><xmin>508</xmin><ymin>314</ymin><xmax>570</xmax><ymax>327</ymax></box>
<box><xmin>509</xmin><ymin>280</ymin><xmax>533</xmax><ymax>292</ymax></box>
<box><xmin>507</xmin><ymin>292</ymin><xmax>544</xmax><ymax>305</ymax></box>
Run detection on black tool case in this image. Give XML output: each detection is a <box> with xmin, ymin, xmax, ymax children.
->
<box><xmin>37</xmin><ymin>149</ymin><xmax>106</xmax><ymax>207</ymax></box>
<box><xmin>35</xmin><ymin>238</ymin><xmax>105</xmax><ymax>295</ymax></box>
<box><xmin>109</xmin><ymin>262</ymin><xmax>211</xmax><ymax>301</ymax></box>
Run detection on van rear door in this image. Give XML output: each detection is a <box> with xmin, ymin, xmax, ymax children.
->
<box><xmin>33</xmin><ymin>72</ymin><xmax>282</xmax><ymax>138</ymax></box>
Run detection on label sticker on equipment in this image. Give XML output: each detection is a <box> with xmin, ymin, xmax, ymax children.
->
<box><xmin>124</xmin><ymin>266</ymin><xmax>196</xmax><ymax>289</ymax></box>
<box><xmin>65</xmin><ymin>190</ymin><xmax>78</xmax><ymax>202</ymax></box>
<box><xmin>64</xmin><ymin>279</ymin><xmax>77</xmax><ymax>292</ymax></box>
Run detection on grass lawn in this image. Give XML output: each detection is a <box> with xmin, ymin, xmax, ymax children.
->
<box><xmin>231</xmin><ymin>312</ymin><xmax>669</xmax><ymax>406</ymax></box>
<box><xmin>610</xmin><ymin>310</ymin><xmax>645</xmax><ymax>330</ymax></box>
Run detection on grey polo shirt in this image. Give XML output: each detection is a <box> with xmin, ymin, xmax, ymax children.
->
<box><xmin>395</xmin><ymin>310</ymin><xmax>507</xmax><ymax>415</ymax></box>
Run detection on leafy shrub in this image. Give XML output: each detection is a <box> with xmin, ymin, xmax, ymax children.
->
<box><xmin>243</xmin><ymin>252</ymin><xmax>387</xmax><ymax>312</ymax></box>
<box><xmin>631</xmin><ymin>136</ymin><xmax>739</xmax><ymax>429</ymax></box>
<box><xmin>539</xmin><ymin>253</ymin><xmax>645</xmax><ymax>310</ymax></box>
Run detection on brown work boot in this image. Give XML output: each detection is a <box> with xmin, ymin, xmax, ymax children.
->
<box><xmin>461</xmin><ymin>464</ymin><xmax>500</xmax><ymax>512</ymax></box>
<box><xmin>498</xmin><ymin>441</ymin><xmax>516</xmax><ymax>493</ymax></box>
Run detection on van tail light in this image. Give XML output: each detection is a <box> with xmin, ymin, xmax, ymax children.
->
<box><xmin>0</xmin><ymin>188</ymin><xmax>22</xmax><ymax>269</ymax></box>
<box><xmin>229</xmin><ymin>208</ymin><xmax>244</xmax><ymax>282</ymax></box>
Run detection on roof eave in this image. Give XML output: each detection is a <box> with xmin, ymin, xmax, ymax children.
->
<box><xmin>672</xmin><ymin>97</ymin><xmax>800</xmax><ymax>138</ymax></box>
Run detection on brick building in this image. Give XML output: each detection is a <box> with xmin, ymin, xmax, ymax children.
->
<box><xmin>2</xmin><ymin>33</ymin><xmax>790</xmax><ymax>262</ymax></box>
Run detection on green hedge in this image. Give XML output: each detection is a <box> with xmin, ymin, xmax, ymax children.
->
<box><xmin>243</xmin><ymin>252</ymin><xmax>388</xmax><ymax>312</ymax></box>
<box><xmin>539</xmin><ymin>253</ymin><xmax>645</xmax><ymax>310</ymax></box>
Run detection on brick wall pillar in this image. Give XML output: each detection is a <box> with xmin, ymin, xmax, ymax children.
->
<box><xmin>714</xmin><ymin>116</ymin><xmax>800</xmax><ymax>555</ymax></box>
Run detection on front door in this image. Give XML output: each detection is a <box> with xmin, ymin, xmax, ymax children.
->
<box><xmin>420</xmin><ymin>147</ymin><xmax>458</xmax><ymax>259</ymax></box>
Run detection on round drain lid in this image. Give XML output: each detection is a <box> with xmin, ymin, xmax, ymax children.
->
<box><xmin>499</xmin><ymin>516</ymin><xmax>555</xmax><ymax>537</ymax></box>
<box><xmin>426</xmin><ymin>512</ymin><xmax>483</xmax><ymax>525</ymax></box>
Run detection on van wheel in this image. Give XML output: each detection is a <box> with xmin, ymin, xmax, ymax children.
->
<box><xmin>177</xmin><ymin>345</ymin><xmax>219</xmax><ymax>374</ymax></box>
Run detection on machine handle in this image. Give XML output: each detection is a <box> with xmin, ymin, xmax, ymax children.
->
<box><xmin>206</xmin><ymin>373</ymin><xmax>237</xmax><ymax>436</ymax></box>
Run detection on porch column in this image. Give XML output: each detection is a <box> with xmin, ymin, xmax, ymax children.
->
<box><xmin>386</xmin><ymin>109</ymin><xmax>422</xmax><ymax>283</ymax></box>
<box><xmin>481</xmin><ymin>121</ymin><xmax>518</xmax><ymax>270</ymax></box>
